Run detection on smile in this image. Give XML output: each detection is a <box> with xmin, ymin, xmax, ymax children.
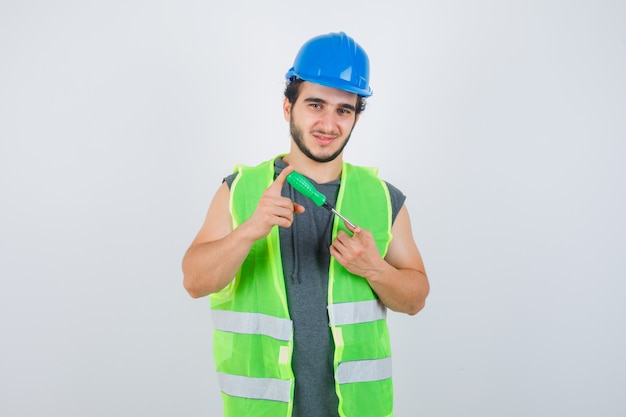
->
<box><xmin>312</xmin><ymin>132</ymin><xmax>338</xmax><ymax>145</ymax></box>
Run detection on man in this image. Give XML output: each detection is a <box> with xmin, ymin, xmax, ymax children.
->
<box><xmin>183</xmin><ymin>32</ymin><xmax>429</xmax><ymax>417</ymax></box>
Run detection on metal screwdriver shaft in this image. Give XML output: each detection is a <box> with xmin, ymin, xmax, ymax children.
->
<box><xmin>286</xmin><ymin>171</ymin><xmax>357</xmax><ymax>229</ymax></box>
<box><xmin>327</xmin><ymin>206</ymin><xmax>357</xmax><ymax>229</ymax></box>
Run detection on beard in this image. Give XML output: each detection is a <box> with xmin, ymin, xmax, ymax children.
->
<box><xmin>289</xmin><ymin>118</ymin><xmax>353</xmax><ymax>163</ymax></box>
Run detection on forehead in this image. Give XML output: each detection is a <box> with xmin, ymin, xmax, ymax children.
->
<box><xmin>298</xmin><ymin>81</ymin><xmax>358</xmax><ymax>106</ymax></box>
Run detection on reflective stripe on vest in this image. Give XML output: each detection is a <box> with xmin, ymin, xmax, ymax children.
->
<box><xmin>217</xmin><ymin>372</ymin><xmax>291</xmax><ymax>403</ymax></box>
<box><xmin>327</xmin><ymin>299</ymin><xmax>387</xmax><ymax>326</ymax></box>
<box><xmin>211</xmin><ymin>310</ymin><xmax>293</xmax><ymax>341</ymax></box>
<box><xmin>336</xmin><ymin>357</ymin><xmax>393</xmax><ymax>384</ymax></box>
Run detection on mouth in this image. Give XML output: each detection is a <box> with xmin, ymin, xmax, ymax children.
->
<box><xmin>312</xmin><ymin>132</ymin><xmax>337</xmax><ymax>145</ymax></box>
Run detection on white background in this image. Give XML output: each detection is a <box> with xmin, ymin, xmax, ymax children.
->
<box><xmin>1</xmin><ymin>1</ymin><xmax>625</xmax><ymax>416</ymax></box>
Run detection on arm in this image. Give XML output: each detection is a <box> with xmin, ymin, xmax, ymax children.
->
<box><xmin>329</xmin><ymin>204</ymin><xmax>429</xmax><ymax>315</ymax></box>
<box><xmin>182</xmin><ymin>166</ymin><xmax>304</xmax><ymax>298</ymax></box>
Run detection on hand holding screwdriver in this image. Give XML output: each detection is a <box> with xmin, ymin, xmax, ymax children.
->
<box><xmin>243</xmin><ymin>166</ymin><xmax>305</xmax><ymax>240</ymax></box>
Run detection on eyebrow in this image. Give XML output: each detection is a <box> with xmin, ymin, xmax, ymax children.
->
<box><xmin>303</xmin><ymin>97</ymin><xmax>356</xmax><ymax>112</ymax></box>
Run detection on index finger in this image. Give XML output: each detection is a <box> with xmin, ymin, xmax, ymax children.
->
<box><xmin>268</xmin><ymin>164</ymin><xmax>295</xmax><ymax>193</ymax></box>
<box><xmin>344</xmin><ymin>220</ymin><xmax>361</xmax><ymax>234</ymax></box>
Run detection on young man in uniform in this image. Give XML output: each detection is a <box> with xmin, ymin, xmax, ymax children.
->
<box><xmin>183</xmin><ymin>32</ymin><xmax>429</xmax><ymax>417</ymax></box>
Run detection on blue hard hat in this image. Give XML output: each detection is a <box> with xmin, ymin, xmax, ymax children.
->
<box><xmin>285</xmin><ymin>32</ymin><xmax>373</xmax><ymax>97</ymax></box>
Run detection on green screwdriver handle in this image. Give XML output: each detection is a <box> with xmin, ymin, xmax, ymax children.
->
<box><xmin>286</xmin><ymin>171</ymin><xmax>327</xmax><ymax>207</ymax></box>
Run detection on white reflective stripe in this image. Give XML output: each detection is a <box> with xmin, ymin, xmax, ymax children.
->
<box><xmin>211</xmin><ymin>310</ymin><xmax>292</xmax><ymax>341</ymax></box>
<box><xmin>336</xmin><ymin>357</ymin><xmax>393</xmax><ymax>384</ymax></box>
<box><xmin>327</xmin><ymin>299</ymin><xmax>387</xmax><ymax>326</ymax></box>
<box><xmin>217</xmin><ymin>372</ymin><xmax>291</xmax><ymax>403</ymax></box>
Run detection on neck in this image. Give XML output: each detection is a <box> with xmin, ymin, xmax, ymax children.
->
<box><xmin>282</xmin><ymin>152</ymin><xmax>343</xmax><ymax>184</ymax></box>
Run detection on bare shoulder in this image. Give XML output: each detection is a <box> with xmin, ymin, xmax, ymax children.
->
<box><xmin>384</xmin><ymin>204</ymin><xmax>426</xmax><ymax>272</ymax></box>
<box><xmin>190</xmin><ymin>182</ymin><xmax>233</xmax><ymax>246</ymax></box>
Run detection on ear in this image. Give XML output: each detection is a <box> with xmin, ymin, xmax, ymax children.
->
<box><xmin>283</xmin><ymin>97</ymin><xmax>292</xmax><ymax>122</ymax></box>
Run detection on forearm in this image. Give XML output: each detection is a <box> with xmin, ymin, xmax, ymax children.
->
<box><xmin>364</xmin><ymin>260</ymin><xmax>429</xmax><ymax>315</ymax></box>
<box><xmin>182</xmin><ymin>225</ymin><xmax>256</xmax><ymax>298</ymax></box>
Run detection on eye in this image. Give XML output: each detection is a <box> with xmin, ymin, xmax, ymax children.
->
<box><xmin>338</xmin><ymin>108</ymin><xmax>352</xmax><ymax>116</ymax></box>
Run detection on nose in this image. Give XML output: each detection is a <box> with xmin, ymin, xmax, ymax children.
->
<box><xmin>318</xmin><ymin>109</ymin><xmax>339</xmax><ymax>133</ymax></box>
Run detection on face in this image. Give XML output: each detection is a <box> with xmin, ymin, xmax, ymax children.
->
<box><xmin>284</xmin><ymin>82</ymin><xmax>360</xmax><ymax>163</ymax></box>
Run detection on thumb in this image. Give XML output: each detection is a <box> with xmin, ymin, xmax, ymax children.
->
<box><xmin>268</xmin><ymin>165</ymin><xmax>295</xmax><ymax>194</ymax></box>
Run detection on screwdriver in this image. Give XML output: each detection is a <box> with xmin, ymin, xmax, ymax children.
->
<box><xmin>286</xmin><ymin>171</ymin><xmax>357</xmax><ymax>229</ymax></box>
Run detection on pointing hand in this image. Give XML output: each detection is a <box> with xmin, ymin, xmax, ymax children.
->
<box><xmin>243</xmin><ymin>165</ymin><xmax>305</xmax><ymax>241</ymax></box>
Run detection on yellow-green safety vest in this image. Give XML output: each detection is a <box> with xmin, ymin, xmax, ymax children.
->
<box><xmin>210</xmin><ymin>157</ymin><xmax>395</xmax><ymax>417</ymax></box>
